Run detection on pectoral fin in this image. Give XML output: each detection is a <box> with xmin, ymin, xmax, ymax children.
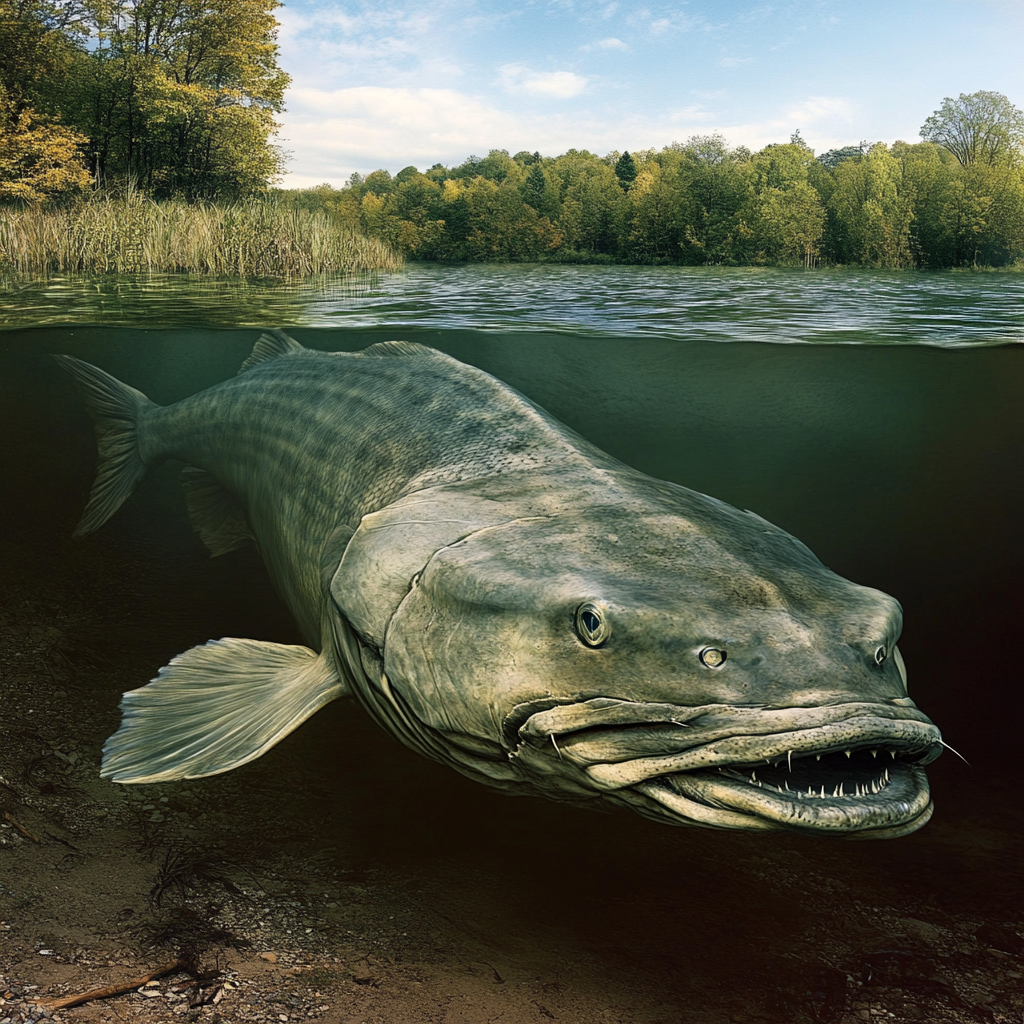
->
<box><xmin>101</xmin><ymin>638</ymin><xmax>347</xmax><ymax>783</ymax></box>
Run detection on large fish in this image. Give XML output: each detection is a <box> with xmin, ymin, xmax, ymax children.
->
<box><xmin>56</xmin><ymin>332</ymin><xmax>942</xmax><ymax>838</ymax></box>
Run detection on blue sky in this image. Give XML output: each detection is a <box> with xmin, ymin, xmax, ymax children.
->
<box><xmin>273</xmin><ymin>0</ymin><xmax>1024</xmax><ymax>188</ymax></box>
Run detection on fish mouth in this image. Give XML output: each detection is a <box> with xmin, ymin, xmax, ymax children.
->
<box><xmin>508</xmin><ymin>699</ymin><xmax>942</xmax><ymax>839</ymax></box>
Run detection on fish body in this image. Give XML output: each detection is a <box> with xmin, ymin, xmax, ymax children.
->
<box><xmin>56</xmin><ymin>333</ymin><xmax>942</xmax><ymax>837</ymax></box>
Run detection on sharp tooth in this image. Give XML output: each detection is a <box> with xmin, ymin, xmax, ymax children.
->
<box><xmin>784</xmin><ymin>780</ymin><xmax>790</xmax><ymax>792</ymax></box>
<box><xmin>890</xmin><ymin>750</ymin><xmax>897</xmax><ymax>760</ymax></box>
<box><xmin>815</xmin><ymin>754</ymin><xmax>821</xmax><ymax>761</ymax></box>
<box><xmin>845</xmin><ymin>750</ymin><xmax>851</xmax><ymax>758</ymax></box>
<box><xmin>820</xmin><ymin>785</ymin><xmax>826</xmax><ymax>798</ymax></box>
<box><xmin>871</xmin><ymin>749</ymin><xmax>878</xmax><ymax>758</ymax></box>
<box><xmin>751</xmin><ymin>770</ymin><xmax>757</xmax><ymax>782</ymax></box>
<box><xmin>787</xmin><ymin>750</ymin><xmax>793</xmax><ymax>771</ymax></box>
<box><xmin>884</xmin><ymin>768</ymin><xmax>890</xmax><ymax>782</ymax></box>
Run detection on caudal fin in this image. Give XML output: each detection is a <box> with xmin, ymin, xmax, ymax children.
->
<box><xmin>53</xmin><ymin>355</ymin><xmax>157</xmax><ymax>536</ymax></box>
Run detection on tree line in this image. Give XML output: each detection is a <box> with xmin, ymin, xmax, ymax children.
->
<box><xmin>286</xmin><ymin>93</ymin><xmax>1024</xmax><ymax>270</ymax></box>
<box><xmin>1</xmin><ymin>0</ymin><xmax>288</xmax><ymax>202</ymax></box>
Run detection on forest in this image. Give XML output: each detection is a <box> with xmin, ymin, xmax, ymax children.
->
<box><xmin>3</xmin><ymin>0</ymin><xmax>1024</xmax><ymax>271</ymax></box>
<box><xmin>285</xmin><ymin>116</ymin><xmax>1024</xmax><ymax>270</ymax></box>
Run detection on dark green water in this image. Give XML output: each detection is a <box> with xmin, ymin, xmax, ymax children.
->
<box><xmin>2</xmin><ymin>267</ymin><xmax>1022</xmax><ymax>1020</ymax></box>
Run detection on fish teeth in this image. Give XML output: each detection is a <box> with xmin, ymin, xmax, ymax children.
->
<box><xmin>845</xmin><ymin>750</ymin><xmax>851</xmax><ymax>758</ymax></box>
<box><xmin>787</xmin><ymin>749</ymin><xmax>793</xmax><ymax>771</ymax></box>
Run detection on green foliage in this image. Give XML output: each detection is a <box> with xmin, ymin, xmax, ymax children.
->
<box><xmin>817</xmin><ymin>143</ymin><xmax>869</xmax><ymax>171</ymax></box>
<box><xmin>827</xmin><ymin>144</ymin><xmax>917</xmax><ymax>268</ymax></box>
<box><xmin>614</xmin><ymin>151</ymin><xmax>637</xmax><ymax>191</ymax></box>
<box><xmin>0</xmin><ymin>86</ymin><xmax>92</xmax><ymax>203</ymax></box>
<box><xmin>1</xmin><ymin>0</ymin><xmax>289</xmax><ymax>201</ymax></box>
<box><xmin>921</xmin><ymin>91</ymin><xmax>1024</xmax><ymax>167</ymax></box>
<box><xmin>301</xmin><ymin>123</ymin><xmax>1024</xmax><ymax>270</ymax></box>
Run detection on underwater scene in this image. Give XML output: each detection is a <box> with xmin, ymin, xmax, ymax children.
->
<box><xmin>2</xmin><ymin>265</ymin><xmax>1023</xmax><ymax>1024</ymax></box>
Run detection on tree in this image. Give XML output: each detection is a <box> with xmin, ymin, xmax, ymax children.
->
<box><xmin>670</xmin><ymin>135</ymin><xmax>751</xmax><ymax>264</ymax></box>
<box><xmin>920</xmin><ymin>91</ymin><xmax>1024</xmax><ymax>166</ymax></box>
<box><xmin>828</xmin><ymin>144</ymin><xmax>916</xmax><ymax>268</ymax></box>
<box><xmin>817</xmin><ymin>142</ymin><xmax>869</xmax><ymax>171</ymax></box>
<box><xmin>0</xmin><ymin>0</ymin><xmax>89</xmax><ymax>112</ymax></box>
<box><xmin>55</xmin><ymin>0</ymin><xmax>290</xmax><ymax>198</ymax></box>
<box><xmin>521</xmin><ymin>160</ymin><xmax>555</xmax><ymax>217</ymax></box>
<box><xmin>614</xmin><ymin>151</ymin><xmax>637</xmax><ymax>190</ymax></box>
<box><xmin>756</xmin><ymin>181</ymin><xmax>825</xmax><ymax>266</ymax></box>
<box><xmin>0</xmin><ymin>87</ymin><xmax>91</xmax><ymax>202</ymax></box>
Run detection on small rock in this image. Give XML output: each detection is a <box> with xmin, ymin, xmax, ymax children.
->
<box><xmin>899</xmin><ymin>918</ymin><xmax>943</xmax><ymax>945</ymax></box>
<box><xmin>352</xmin><ymin>960</ymin><xmax>374</xmax><ymax>985</ymax></box>
<box><xmin>975</xmin><ymin>923</ymin><xmax>1024</xmax><ymax>956</ymax></box>
<box><xmin>259</xmin><ymin>952</ymin><xmax>277</xmax><ymax>963</ymax></box>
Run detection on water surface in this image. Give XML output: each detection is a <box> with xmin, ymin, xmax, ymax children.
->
<box><xmin>3</xmin><ymin>264</ymin><xmax>1023</xmax><ymax>346</ymax></box>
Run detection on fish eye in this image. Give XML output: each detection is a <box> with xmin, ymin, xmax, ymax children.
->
<box><xmin>699</xmin><ymin>647</ymin><xmax>727</xmax><ymax>668</ymax></box>
<box><xmin>875</xmin><ymin>645</ymin><xmax>887</xmax><ymax>666</ymax></box>
<box><xmin>575</xmin><ymin>602</ymin><xmax>610</xmax><ymax>647</ymax></box>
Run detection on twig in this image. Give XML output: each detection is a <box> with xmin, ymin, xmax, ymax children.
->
<box><xmin>30</xmin><ymin>960</ymin><xmax>182</xmax><ymax>1010</ymax></box>
<box><xmin>2</xmin><ymin>811</ymin><xmax>42</xmax><ymax>843</ymax></box>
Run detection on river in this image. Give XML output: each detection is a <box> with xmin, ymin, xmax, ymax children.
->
<box><xmin>1</xmin><ymin>265</ymin><xmax>1022</xmax><ymax>1023</ymax></box>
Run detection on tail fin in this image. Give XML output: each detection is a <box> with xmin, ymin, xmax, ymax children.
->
<box><xmin>53</xmin><ymin>355</ymin><xmax>158</xmax><ymax>536</ymax></box>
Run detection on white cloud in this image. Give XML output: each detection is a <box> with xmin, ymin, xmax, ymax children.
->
<box><xmin>715</xmin><ymin>96</ymin><xmax>861</xmax><ymax>154</ymax></box>
<box><xmin>718</xmin><ymin>56</ymin><xmax>752</xmax><ymax>68</ymax></box>
<box><xmin>581</xmin><ymin>36</ymin><xmax>630</xmax><ymax>51</ymax></box>
<box><xmin>498</xmin><ymin>65</ymin><xmax>589</xmax><ymax>98</ymax></box>
<box><xmin>277</xmin><ymin>86</ymin><xmax>716</xmax><ymax>187</ymax></box>
<box><xmin>783</xmin><ymin>96</ymin><xmax>857</xmax><ymax>125</ymax></box>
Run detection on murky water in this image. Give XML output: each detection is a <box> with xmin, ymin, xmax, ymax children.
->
<box><xmin>2</xmin><ymin>266</ymin><xmax>1022</xmax><ymax>1022</ymax></box>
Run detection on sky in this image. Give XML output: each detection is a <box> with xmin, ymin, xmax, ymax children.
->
<box><xmin>272</xmin><ymin>0</ymin><xmax>1024</xmax><ymax>188</ymax></box>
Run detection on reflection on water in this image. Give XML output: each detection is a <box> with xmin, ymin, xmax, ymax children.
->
<box><xmin>3</xmin><ymin>264</ymin><xmax>1023</xmax><ymax>346</ymax></box>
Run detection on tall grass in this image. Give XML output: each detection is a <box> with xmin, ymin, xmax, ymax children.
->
<box><xmin>0</xmin><ymin>194</ymin><xmax>402</xmax><ymax>276</ymax></box>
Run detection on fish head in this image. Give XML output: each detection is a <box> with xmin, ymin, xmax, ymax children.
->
<box><xmin>332</xmin><ymin>472</ymin><xmax>941</xmax><ymax>838</ymax></box>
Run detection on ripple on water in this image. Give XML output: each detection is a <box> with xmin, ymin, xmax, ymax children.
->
<box><xmin>2</xmin><ymin>264</ymin><xmax>1022</xmax><ymax>347</ymax></box>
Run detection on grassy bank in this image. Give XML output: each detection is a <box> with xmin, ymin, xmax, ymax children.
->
<box><xmin>0</xmin><ymin>195</ymin><xmax>402</xmax><ymax>277</ymax></box>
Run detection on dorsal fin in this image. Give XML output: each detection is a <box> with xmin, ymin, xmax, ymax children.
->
<box><xmin>238</xmin><ymin>329</ymin><xmax>305</xmax><ymax>374</ymax></box>
<box><xmin>359</xmin><ymin>340</ymin><xmax>436</xmax><ymax>358</ymax></box>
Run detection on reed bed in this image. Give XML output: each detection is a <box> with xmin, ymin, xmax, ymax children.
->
<box><xmin>0</xmin><ymin>195</ymin><xmax>402</xmax><ymax>276</ymax></box>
